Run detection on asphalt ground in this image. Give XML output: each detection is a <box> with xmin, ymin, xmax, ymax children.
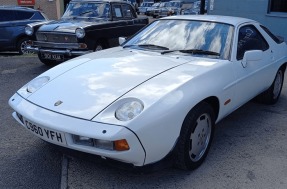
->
<box><xmin>1</xmin><ymin>53</ymin><xmax>287</xmax><ymax>189</ymax></box>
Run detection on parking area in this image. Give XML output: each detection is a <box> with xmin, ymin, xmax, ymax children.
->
<box><xmin>1</xmin><ymin>54</ymin><xmax>287</xmax><ymax>189</ymax></box>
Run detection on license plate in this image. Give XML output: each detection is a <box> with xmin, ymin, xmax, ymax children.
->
<box><xmin>23</xmin><ymin>118</ymin><xmax>67</xmax><ymax>145</ymax></box>
<box><xmin>41</xmin><ymin>53</ymin><xmax>64</xmax><ymax>60</ymax></box>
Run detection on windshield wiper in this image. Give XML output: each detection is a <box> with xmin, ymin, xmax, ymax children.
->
<box><xmin>161</xmin><ymin>49</ymin><xmax>220</xmax><ymax>56</ymax></box>
<box><xmin>123</xmin><ymin>44</ymin><xmax>169</xmax><ymax>50</ymax></box>
<box><xmin>79</xmin><ymin>10</ymin><xmax>94</xmax><ymax>16</ymax></box>
<box><xmin>139</xmin><ymin>44</ymin><xmax>169</xmax><ymax>50</ymax></box>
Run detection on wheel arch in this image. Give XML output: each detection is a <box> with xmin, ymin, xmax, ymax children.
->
<box><xmin>197</xmin><ymin>96</ymin><xmax>220</xmax><ymax>123</ymax></box>
<box><xmin>16</xmin><ymin>34</ymin><xmax>31</xmax><ymax>46</ymax></box>
<box><xmin>280</xmin><ymin>62</ymin><xmax>287</xmax><ymax>73</ymax></box>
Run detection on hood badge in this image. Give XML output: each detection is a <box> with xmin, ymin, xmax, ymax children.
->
<box><xmin>54</xmin><ymin>100</ymin><xmax>63</xmax><ymax>106</ymax></box>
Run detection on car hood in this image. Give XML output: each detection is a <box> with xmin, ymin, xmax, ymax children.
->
<box><xmin>38</xmin><ymin>18</ymin><xmax>109</xmax><ymax>33</ymax></box>
<box><xmin>27</xmin><ymin>48</ymin><xmax>192</xmax><ymax>120</ymax></box>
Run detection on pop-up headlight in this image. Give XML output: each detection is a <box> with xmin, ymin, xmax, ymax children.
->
<box><xmin>115</xmin><ymin>100</ymin><xmax>144</xmax><ymax>121</ymax></box>
<box><xmin>27</xmin><ymin>76</ymin><xmax>50</xmax><ymax>93</ymax></box>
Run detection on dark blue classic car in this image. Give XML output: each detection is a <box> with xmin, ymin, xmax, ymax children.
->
<box><xmin>26</xmin><ymin>0</ymin><xmax>148</xmax><ymax>65</ymax></box>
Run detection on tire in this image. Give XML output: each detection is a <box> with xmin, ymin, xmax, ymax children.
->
<box><xmin>175</xmin><ymin>102</ymin><xmax>215</xmax><ymax>170</ymax></box>
<box><xmin>94</xmin><ymin>40</ymin><xmax>107</xmax><ymax>51</ymax></box>
<box><xmin>37</xmin><ymin>53</ymin><xmax>57</xmax><ymax>66</ymax></box>
<box><xmin>255</xmin><ymin>68</ymin><xmax>285</xmax><ymax>105</ymax></box>
<box><xmin>17</xmin><ymin>37</ymin><xmax>32</xmax><ymax>55</ymax></box>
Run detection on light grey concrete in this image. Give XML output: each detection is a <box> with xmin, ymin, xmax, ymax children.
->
<box><xmin>67</xmin><ymin>65</ymin><xmax>287</xmax><ymax>188</ymax></box>
<box><xmin>0</xmin><ymin>54</ymin><xmax>62</xmax><ymax>189</ymax></box>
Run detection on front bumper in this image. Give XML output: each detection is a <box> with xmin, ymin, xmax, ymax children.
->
<box><xmin>26</xmin><ymin>41</ymin><xmax>93</xmax><ymax>56</ymax></box>
<box><xmin>9</xmin><ymin>93</ymin><xmax>146</xmax><ymax>166</ymax></box>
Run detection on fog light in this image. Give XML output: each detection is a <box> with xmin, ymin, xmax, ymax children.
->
<box><xmin>114</xmin><ymin>139</ymin><xmax>130</xmax><ymax>151</ymax></box>
<box><xmin>73</xmin><ymin>135</ymin><xmax>94</xmax><ymax>146</ymax></box>
<box><xmin>94</xmin><ymin>139</ymin><xmax>114</xmax><ymax>150</ymax></box>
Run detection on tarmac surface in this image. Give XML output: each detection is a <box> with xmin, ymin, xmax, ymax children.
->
<box><xmin>1</xmin><ymin>53</ymin><xmax>287</xmax><ymax>189</ymax></box>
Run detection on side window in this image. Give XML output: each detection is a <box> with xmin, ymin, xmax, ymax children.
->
<box><xmin>237</xmin><ymin>25</ymin><xmax>269</xmax><ymax>60</ymax></box>
<box><xmin>122</xmin><ymin>4</ymin><xmax>135</xmax><ymax>18</ymax></box>
<box><xmin>0</xmin><ymin>10</ymin><xmax>16</xmax><ymax>21</ymax></box>
<box><xmin>15</xmin><ymin>11</ymin><xmax>34</xmax><ymax>20</ymax></box>
<box><xmin>112</xmin><ymin>5</ymin><xmax>123</xmax><ymax>18</ymax></box>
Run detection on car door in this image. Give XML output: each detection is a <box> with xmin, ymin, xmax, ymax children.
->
<box><xmin>111</xmin><ymin>4</ymin><xmax>135</xmax><ymax>36</ymax></box>
<box><xmin>0</xmin><ymin>10</ymin><xmax>17</xmax><ymax>50</ymax></box>
<box><xmin>232</xmin><ymin>24</ymin><xmax>274</xmax><ymax>106</ymax></box>
<box><xmin>0</xmin><ymin>10</ymin><xmax>35</xmax><ymax>50</ymax></box>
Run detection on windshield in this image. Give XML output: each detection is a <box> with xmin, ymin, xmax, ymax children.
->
<box><xmin>169</xmin><ymin>2</ymin><xmax>181</xmax><ymax>7</ymax></box>
<box><xmin>152</xmin><ymin>3</ymin><xmax>160</xmax><ymax>7</ymax></box>
<box><xmin>159</xmin><ymin>2</ymin><xmax>170</xmax><ymax>7</ymax></box>
<box><xmin>141</xmin><ymin>3</ymin><xmax>153</xmax><ymax>7</ymax></box>
<box><xmin>123</xmin><ymin>20</ymin><xmax>234</xmax><ymax>60</ymax></box>
<box><xmin>63</xmin><ymin>2</ymin><xmax>110</xmax><ymax>18</ymax></box>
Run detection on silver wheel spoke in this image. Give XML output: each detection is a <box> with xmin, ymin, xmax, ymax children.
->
<box><xmin>189</xmin><ymin>114</ymin><xmax>211</xmax><ymax>162</ymax></box>
<box><xmin>95</xmin><ymin>45</ymin><xmax>103</xmax><ymax>51</ymax></box>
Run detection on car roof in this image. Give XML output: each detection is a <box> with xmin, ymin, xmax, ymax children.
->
<box><xmin>0</xmin><ymin>6</ymin><xmax>38</xmax><ymax>12</ymax></box>
<box><xmin>161</xmin><ymin>15</ymin><xmax>257</xmax><ymax>26</ymax></box>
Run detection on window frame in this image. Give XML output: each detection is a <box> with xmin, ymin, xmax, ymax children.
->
<box><xmin>267</xmin><ymin>0</ymin><xmax>287</xmax><ymax>16</ymax></box>
<box><xmin>236</xmin><ymin>24</ymin><xmax>270</xmax><ymax>61</ymax></box>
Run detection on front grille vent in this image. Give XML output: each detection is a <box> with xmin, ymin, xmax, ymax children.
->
<box><xmin>36</xmin><ymin>32</ymin><xmax>77</xmax><ymax>43</ymax></box>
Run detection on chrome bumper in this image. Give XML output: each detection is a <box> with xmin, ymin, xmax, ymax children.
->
<box><xmin>26</xmin><ymin>46</ymin><xmax>93</xmax><ymax>56</ymax></box>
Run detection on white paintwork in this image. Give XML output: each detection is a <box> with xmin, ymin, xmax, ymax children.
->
<box><xmin>9</xmin><ymin>15</ymin><xmax>287</xmax><ymax>166</ymax></box>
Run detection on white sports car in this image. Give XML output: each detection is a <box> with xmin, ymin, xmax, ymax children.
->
<box><xmin>9</xmin><ymin>15</ymin><xmax>287</xmax><ymax>170</ymax></box>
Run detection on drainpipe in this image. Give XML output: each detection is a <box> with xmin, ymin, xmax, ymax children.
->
<box><xmin>200</xmin><ymin>0</ymin><xmax>205</xmax><ymax>15</ymax></box>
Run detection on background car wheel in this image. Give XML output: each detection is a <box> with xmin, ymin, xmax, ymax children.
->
<box><xmin>94</xmin><ymin>40</ymin><xmax>108</xmax><ymax>51</ymax></box>
<box><xmin>37</xmin><ymin>53</ymin><xmax>57</xmax><ymax>66</ymax></box>
<box><xmin>255</xmin><ymin>67</ymin><xmax>285</xmax><ymax>105</ymax></box>
<box><xmin>175</xmin><ymin>102</ymin><xmax>215</xmax><ymax>170</ymax></box>
<box><xmin>17</xmin><ymin>37</ymin><xmax>32</xmax><ymax>55</ymax></box>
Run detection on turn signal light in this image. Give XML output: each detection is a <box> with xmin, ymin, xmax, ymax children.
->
<box><xmin>79</xmin><ymin>43</ymin><xmax>87</xmax><ymax>49</ymax></box>
<box><xmin>114</xmin><ymin>139</ymin><xmax>130</xmax><ymax>151</ymax></box>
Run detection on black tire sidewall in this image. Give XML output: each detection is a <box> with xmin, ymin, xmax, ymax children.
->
<box><xmin>176</xmin><ymin>102</ymin><xmax>215</xmax><ymax>170</ymax></box>
<box><xmin>270</xmin><ymin>69</ymin><xmax>284</xmax><ymax>103</ymax></box>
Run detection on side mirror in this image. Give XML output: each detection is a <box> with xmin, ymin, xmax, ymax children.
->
<box><xmin>241</xmin><ymin>50</ymin><xmax>263</xmax><ymax>68</ymax></box>
<box><xmin>118</xmin><ymin>37</ymin><xmax>126</xmax><ymax>45</ymax></box>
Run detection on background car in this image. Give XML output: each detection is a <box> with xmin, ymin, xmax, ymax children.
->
<box><xmin>182</xmin><ymin>0</ymin><xmax>207</xmax><ymax>15</ymax></box>
<box><xmin>9</xmin><ymin>15</ymin><xmax>287</xmax><ymax>170</ymax></box>
<box><xmin>146</xmin><ymin>2</ymin><xmax>160</xmax><ymax>16</ymax></box>
<box><xmin>152</xmin><ymin>2</ymin><xmax>170</xmax><ymax>18</ymax></box>
<box><xmin>25</xmin><ymin>0</ymin><xmax>148</xmax><ymax>66</ymax></box>
<box><xmin>138</xmin><ymin>2</ymin><xmax>153</xmax><ymax>15</ymax></box>
<box><xmin>159</xmin><ymin>0</ymin><xmax>184</xmax><ymax>17</ymax></box>
<box><xmin>0</xmin><ymin>6</ymin><xmax>48</xmax><ymax>54</ymax></box>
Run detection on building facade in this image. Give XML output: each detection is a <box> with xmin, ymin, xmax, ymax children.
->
<box><xmin>0</xmin><ymin>0</ymin><xmax>70</xmax><ymax>20</ymax></box>
<box><xmin>207</xmin><ymin>0</ymin><xmax>287</xmax><ymax>41</ymax></box>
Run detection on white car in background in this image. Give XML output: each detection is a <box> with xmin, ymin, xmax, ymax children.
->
<box><xmin>9</xmin><ymin>15</ymin><xmax>287</xmax><ymax>170</ymax></box>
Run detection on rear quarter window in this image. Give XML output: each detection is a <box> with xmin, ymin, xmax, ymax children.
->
<box><xmin>260</xmin><ymin>25</ymin><xmax>284</xmax><ymax>44</ymax></box>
